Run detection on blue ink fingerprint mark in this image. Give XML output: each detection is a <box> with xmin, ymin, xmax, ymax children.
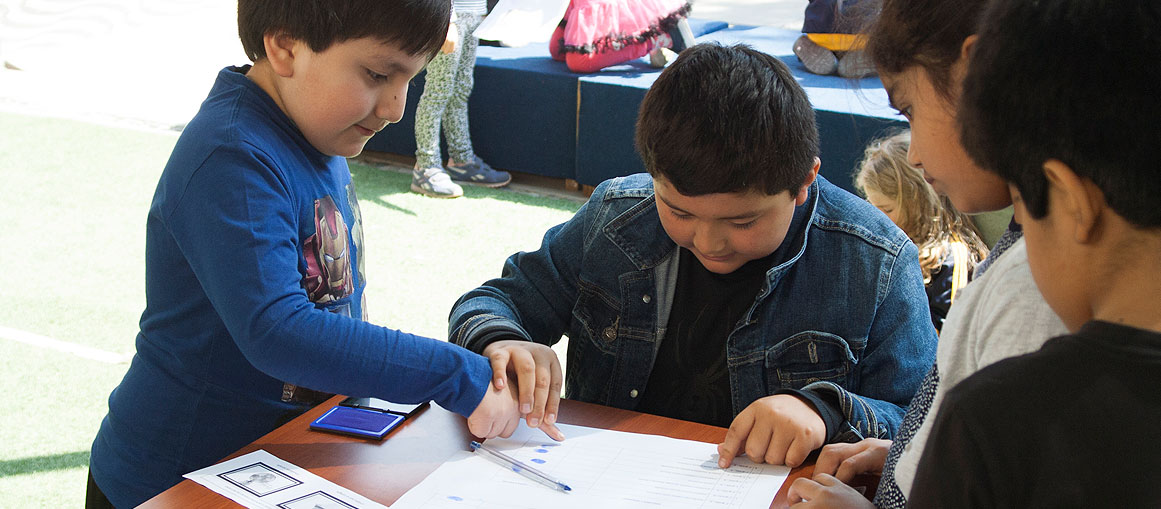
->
<box><xmin>531</xmin><ymin>458</ymin><xmax>547</xmax><ymax>464</ymax></box>
<box><xmin>447</xmin><ymin>496</ymin><xmax>463</xmax><ymax>502</ymax></box>
<box><xmin>535</xmin><ymin>448</ymin><xmax>549</xmax><ymax>453</ymax></box>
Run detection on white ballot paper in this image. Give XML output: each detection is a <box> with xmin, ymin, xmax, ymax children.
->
<box><xmin>473</xmin><ymin>0</ymin><xmax>570</xmax><ymax>47</ymax></box>
<box><xmin>391</xmin><ymin>422</ymin><xmax>791</xmax><ymax>509</ymax></box>
<box><xmin>183</xmin><ymin>449</ymin><xmax>386</xmax><ymax>509</ymax></box>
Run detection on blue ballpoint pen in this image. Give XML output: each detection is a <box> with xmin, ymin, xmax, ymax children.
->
<box><xmin>469</xmin><ymin>441</ymin><xmax>572</xmax><ymax>493</ymax></box>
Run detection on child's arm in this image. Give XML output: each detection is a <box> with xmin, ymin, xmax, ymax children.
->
<box><xmin>720</xmin><ymin>242</ymin><xmax>937</xmax><ymax>467</ymax></box>
<box><xmin>803</xmin><ymin>240</ymin><xmax>937</xmax><ymax>441</ymax></box>
<box><xmin>449</xmin><ymin>183</ymin><xmax>606</xmax><ymax>434</ymax></box>
<box><xmin>447</xmin><ymin>215</ymin><xmax>590</xmax><ymax>355</ymax></box>
<box><xmin>171</xmin><ymin>148</ymin><xmax>503</xmax><ymax>421</ymax></box>
<box><xmin>448</xmin><ymin>237</ymin><xmax>574</xmax><ymax>439</ymax></box>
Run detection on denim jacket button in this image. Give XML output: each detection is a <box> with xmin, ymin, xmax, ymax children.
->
<box><xmin>641</xmin><ymin>294</ymin><xmax>651</xmax><ymax>303</ymax></box>
<box><xmin>603</xmin><ymin>326</ymin><xmax>617</xmax><ymax>340</ymax></box>
<box><xmin>629</xmin><ymin>389</ymin><xmax>639</xmax><ymax>398</ymax></box>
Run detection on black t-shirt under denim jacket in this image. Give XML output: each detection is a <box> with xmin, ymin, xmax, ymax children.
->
<box><xmin>636</xmin><ymin>248</ymin><xmax>845</xmax><ymax>431</ymax></box>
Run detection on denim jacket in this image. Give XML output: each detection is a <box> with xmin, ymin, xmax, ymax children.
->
<box><xmin>451</xmin><ymin>174</ymin><xmax>937</xmax><ymax>441</ymax></box>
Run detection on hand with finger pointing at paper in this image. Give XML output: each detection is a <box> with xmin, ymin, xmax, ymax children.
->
<box><xmin>482</xmin><ymin>339</ymin><xmax>566</xmax><ymax>441</ymax></box>
<box><xmin>716</xmin><ymin>394</ymin><xmax>826</xmax><ymax>469</ymax></box>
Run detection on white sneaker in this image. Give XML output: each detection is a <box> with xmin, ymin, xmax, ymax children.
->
<box><xmin>410</xmin><ymin>167</ymin><xmax>463</xmax><ymax>198</ymax></box>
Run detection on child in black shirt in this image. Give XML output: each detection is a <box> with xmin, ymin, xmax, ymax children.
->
<box><xmin>907</xmin><ymin>0</ymin><xmax>1161</xmax><ymax>505</ymax></box>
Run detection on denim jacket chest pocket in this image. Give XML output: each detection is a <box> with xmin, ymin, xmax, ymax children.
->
<box><xmin>565</xmin><ymin>277</ymin><xmax>624</xmax><ymax>404</ymax></box>
<box><xmin>569</xmin><ymin>272</ymin><xmax>660</xmax><ymax>406</ymax></box>
<box><xmin>572</xmin><ymin>269</ymin><xmax>657</xmax><ymax>344</ymax></box>
<box><xmin>764</xmin><ymin>331</ymin><xmax>864</xmax><ymax>392</ymax></box>
<box><xmin>573</xmin><ymin>278</ymin><xmax>623</xmax><ymax>353</ymax></box>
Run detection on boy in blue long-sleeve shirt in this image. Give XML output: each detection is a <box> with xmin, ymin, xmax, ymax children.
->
<box><xmin>86</xmin><ymin>2</ymin><xmax>527</xmax><ymax>507</ymax></box>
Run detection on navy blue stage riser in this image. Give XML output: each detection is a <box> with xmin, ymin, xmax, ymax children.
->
<box><xmin>365</xmin><ymin>21</ymin><xmax>905</xmax><ymax>194</ymax></box>
<box><xmin>366</xmin><ymin>49</ymin><xmax>580</xmax><ymax>179</ymax></box>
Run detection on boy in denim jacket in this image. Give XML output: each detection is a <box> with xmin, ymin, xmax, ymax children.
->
<box><xmin>449</xmin><ymin>43</ymin><xmax>937</xmax><ymax>468</ymax></box>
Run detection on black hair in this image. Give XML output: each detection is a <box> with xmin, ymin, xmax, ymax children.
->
<box><xmin>865</xmin><ymin>0</ymin><xmax>987</xmax><ymax>103</ymax></box>
<box><xmin>237</xmin><ymin>0</ymin><xmax>451</xmax><ymax>62</ymax></box>
<box><xmin>635</xmin><ymin>43</ymin><xmax>819</xmax><ymax>196</ymax></box>
<box><xmin>960</xmin><ymin>0</ymin><xmax>1161</xmax><ymax>228</ymax></box>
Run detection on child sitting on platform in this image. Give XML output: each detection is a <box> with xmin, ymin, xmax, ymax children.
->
<box><xmin>792</xmin><ymin>0</ymin><xmax>878</xmax><ymax>77</ymax></box>
<box><xmin>855</xmin><ymin>130</ymin><xmax>989</xmax><ymax>332</ymax></box>
<box><xmin>548</xmin><ymin>0</ymin><xmax>696</xmax><ymax>72</ymax></box>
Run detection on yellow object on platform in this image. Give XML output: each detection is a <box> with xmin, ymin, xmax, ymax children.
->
<box><xmin>805</xmin><ymin>33</ymin><xmax>866</xmax><ymax>52</ymax></box>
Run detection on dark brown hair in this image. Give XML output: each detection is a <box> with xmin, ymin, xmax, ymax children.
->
<box><xmin>855</xmin><ymin>130</ymin><xmax>989</xmax><ymax>281</ymax></box>
<box><xmin>237</xmin><ymin>0</ymin><xmax>450</xmax><ymax>62</ymax></box>
<box><xmin>960</xmin><ymin>0</ymin><xmax>1161</xmax><ymax>227</ymax></box>
<box><xmin>865</xmin><ymin>0</ymin><xmax>988</xmax><ymax>102</ymax></box>
<box><xmin>635</xmin><ymin>43</ymin><xmax>819</xmax><ymax>196</ymax></box>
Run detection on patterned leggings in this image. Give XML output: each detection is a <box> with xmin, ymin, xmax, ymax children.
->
<box><xmin>414</xmin><ymin>13</ymin><xmax>483</xmax><ymax>170</ymax></box>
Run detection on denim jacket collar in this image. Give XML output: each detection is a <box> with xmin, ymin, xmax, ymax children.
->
<box><xmin>601</xmin><ymin>193</ymin><xmax>676</xmax><ymax>270</ymax></box>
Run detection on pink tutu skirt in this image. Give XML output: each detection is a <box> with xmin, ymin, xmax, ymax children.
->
<box><xmin>560</xmin><ymin>0</ymin><xmax>691</xmax><ymax>55</ymax></box>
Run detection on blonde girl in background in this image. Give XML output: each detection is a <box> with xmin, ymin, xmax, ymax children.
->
<box><xmin>855</xmin><ymin>130</ymin><xmax>988</xmax><ymax>332</ymax></box>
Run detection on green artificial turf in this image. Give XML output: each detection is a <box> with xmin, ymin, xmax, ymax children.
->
<box><xmin>0</xmin><ymin>111</ymin><xmax>581</xmax><ymax>507</ymax></box>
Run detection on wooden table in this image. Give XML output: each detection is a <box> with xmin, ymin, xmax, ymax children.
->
<box><xmin>141</xmin><ymin>397</ymin><xmax>853</xmax><ymax>508</ymax></box>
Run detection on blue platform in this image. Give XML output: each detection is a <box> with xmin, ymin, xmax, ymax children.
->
<box><xmin>365</xmin><ymin>21</ymin><xmax>904</xmax><ymax>193</ymax></box>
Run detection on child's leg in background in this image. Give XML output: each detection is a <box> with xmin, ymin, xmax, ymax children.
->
<box><xmin>561</xmin><ymin>17</ymin><xmax>690</xmax><ymax>74</ymax></box>
<box><xmin>440</xmin><ymin>13</ymin><xmax>510</xmax><ymax>187</ymax></box>
<box><xmin>413</xmin><ymin>25</ymin><xmax>463</xmax><ymax>170</ymax></box>
<box><xmin>565</xmin><ymin>42</ymin><xmax>653</xmax><ymax>73</ymax></box>
<box><xmin>443</xmin><ymin>12</ymin><xmax>483</xmax><ymax>165</ymax></box>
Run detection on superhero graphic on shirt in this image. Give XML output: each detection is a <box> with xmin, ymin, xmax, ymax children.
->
<box><xmin>285</xmin><ymin>194</ymin><xmax>360</xmax><ymax>404</ymax></box>
<box><xmin>302</xmin><ymin>195</ymin><xmax>353</xmax><ymax>310</ymax></box>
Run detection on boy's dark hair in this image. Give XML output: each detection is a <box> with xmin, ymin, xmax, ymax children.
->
<box><xmin>635</xmin><ymin>43</ymin><xmax>819</xmax><ymax>196</ymax></box>
<box><xmin>960</xmin><ymin>0</ymin><xmax>1161</xmax><ymax>228</ymax></box>
<box><xmin>866</xmin><ymin>0</ymin><xmax>987</xmax><ymax>103</ymax></box>
<box><xmin>237</xmin><ymin>0</ymin><xmax>450</xmax><ymax>62</ymax></box>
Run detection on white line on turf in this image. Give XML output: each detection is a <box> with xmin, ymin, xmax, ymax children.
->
<box><xmin>0</xmin><ymin>325</ymin><xmax>132</xmax><ymax>364</ymax></box>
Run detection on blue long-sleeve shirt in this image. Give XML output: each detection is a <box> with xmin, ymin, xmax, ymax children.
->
<box><xmin>89</xmin><ymin>66</ymin><xmax>490</xmax><ymax>508</ymax></box>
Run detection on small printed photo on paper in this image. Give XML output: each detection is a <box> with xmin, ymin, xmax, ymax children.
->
<box><xmin>219</xmin><ymin>462</ymin><xmax>303</xmax><ymax>497</ymax></box>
